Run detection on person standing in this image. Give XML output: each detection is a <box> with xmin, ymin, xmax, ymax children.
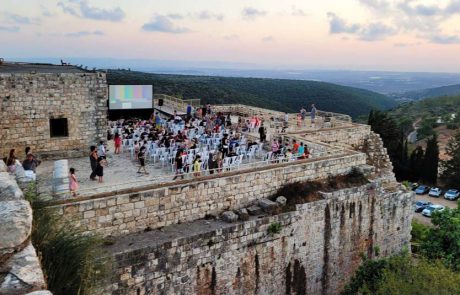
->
<box><xmin>89</xmin><ymin>146</ymin><xmax>98</xmax><ymax>180</ymax></box>
<box><xmin>69</xmin><ymin>168</ymin><xmax>79</xmax><ymax>197</ymax></box>
<box><xmin>173</xmin><ymin>150</ymin><xmax>184</xmax><ymax>180</ymax></box>
<box><xmin>258</xmin><ymin>123</ymin><xmax>266</xmax><ymax>143</ymax></box>
<box><xmin>310</xmin><ymin>104</ymin><xmax>317</xmax><ymax>128</ymax></box>
<box><xmin>95</xmin><ymin>157</ymin><xmax>104</xmax><ymax>183</ymax></box>
<box><xmin>114</xmin><ymin>133</ymin><xmax>122</xmax><ymax>154</ymax></box>
<box><xmin>137</xmin><ymin>146</ymin><xmax>148</xmax><ymax>175</ymax></box>
<box><xmin>6</xmin><ymin>149</ymin><xmax>18</xmax><ymax>174</ymax></box>
<box><xmin>300</xmin><ymin>107</ymin><xmax>307</xmax><ymax>126</ymax></box>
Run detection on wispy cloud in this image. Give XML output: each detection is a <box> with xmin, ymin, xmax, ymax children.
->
<box><xmin>327</xmin><ymin>12</ymin><xmax>396</xmax><ymax>41</ymax></box>
<box><xmin>65</xmin><ymin>30</ymin><xmax>104</xmax><ymax>37</ymax></box>
<box><xmin>0</xmin><ymin>25</ymin><xmax>20</xmax><ymax>32</ymax></box>
<box><xmin>291</xmin><ymin>6</ymin><xmax>307</xmax><ymax>16</ymax></box>
<box><xmin>195</xmin><ymin>11</ymin><xmax>224</xmax><ymax>21</ymax></box>
<box><xmin>262</xmin><ymin>35</ymin><xmax>274</xmax><ymax>42</ymax></box>
<box><xmin>224</xmin><ymin>34</ymin><xmax>239</xmax><ymax>41</ymax></box>
<box><xmin>429</xmin><ymin>34</ymin><xmax>460</xmax><ymax>44</ymax></box>
<box><xmin>142</xmin><ymin>16</ymin><xmax>191</xmax><ymax>34</ymax></box>
<box><xmin>242</xmin><ymin>7</ymin><xmax>267</xmax><ymax>20</ymax></box>
<box><xmin>57</xmin><ymin>0</ymin><xmax>125</xmax><ymax>22</ymax></box>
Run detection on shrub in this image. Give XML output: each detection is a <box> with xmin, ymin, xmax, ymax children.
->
<box><xmin>267</xmin><ymin>222</ymin><xmax>282</xmax><ymax>235</ymax></box>
<box><xmin>32</xmin><ymin>207</ymin><xmax>110</xmax><ymax>295</ymax></box>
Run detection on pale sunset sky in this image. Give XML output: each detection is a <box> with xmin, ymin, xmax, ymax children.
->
<box><xmin>1</xmin><ymin>0</ymin><xmax>460</xmax><ymax>72</ymax></box>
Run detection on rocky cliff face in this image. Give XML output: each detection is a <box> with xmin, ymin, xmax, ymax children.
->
<box><xmin>0</xmin><ymin>161</ymin><xmax>50</xmax><ymax>295</ymax></box>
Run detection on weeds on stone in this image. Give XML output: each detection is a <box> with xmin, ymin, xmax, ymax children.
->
<box><xmin>268</xmin><ymin>222</ymin><xmax>282</xmax><ymax>235</ymax></box>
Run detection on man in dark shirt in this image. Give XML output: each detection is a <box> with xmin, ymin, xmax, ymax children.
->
<box><xmin>22</xmin><ymin>154</ymin><xmax>39</xmax><ymax>173</ymax></box>
<box><xmin>258</xmin><ymin>124</ymin><xmax>266</xmax><ymax>142</ymax></box>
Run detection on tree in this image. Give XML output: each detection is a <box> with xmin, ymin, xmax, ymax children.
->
<box><xmin>367</xmin><ymin>110</ymin><xmax>406</xmax><ymax>181</ymax></box>
<box><xmin>408</xmin><ymin>146</ymin><xmax>424</xmax><ymax>182</ymax></box>
<box><xmin>421</xmin><ymin>203</ymin><xmax>460</xmax><ymax>271</ymax></box>
<box><xmin>420</xmin><ymin>135</ymin><xmax>439</xmax><ymax>184</ymax></box>
<box><xmin>441</xmin><ymin>131</ymin><xmax>460</xmax><ymax>189</ymax></box>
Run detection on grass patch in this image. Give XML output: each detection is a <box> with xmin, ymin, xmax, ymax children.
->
<box><xmin>31</xmin><ymin>206</ymin><xmax>110</xmax><ymax>295</ymax></box>
<box><xmin>267</xmin><ymin>222</ymin><xmax>282</xmax><ymax>235</ymax></box>
<box><xmin>273</xmin><ymin>167</ymin><xmax>369</xmax><ymax>212</ymax></box>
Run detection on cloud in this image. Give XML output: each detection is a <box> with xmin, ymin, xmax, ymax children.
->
<box><xmin>167</xmin><ymin>13</ymin><xmax>183</xmax><ymax>20</ymax></box>
<box><xmin>57</xmin><ymin>0</ymin><xmax>125</xmax><ymax>22</ymax></box>
<box><xmin>262</xmin><ymin>36</ymin><xmax>274</xmax><ymax>42</ymax></box>
<box><xmin>393</xmin><ymin>42</ymin><xmax>421</xmax><ymax>47</ymax></box>
<box><xmin>327</xmin><ymin>12</ymin><xmax>360</xmax><ymax>34</ymax></box>
<box><xmin>242</xmin><ymin>7</ymin><xmax>267</xmax><ymax>20</ymax></box>
<box><xmin>327</xmin><ymin>12</ymin><xmax>396</xmax><ymax>41</ymax></box>
<box><xmin>224</xmin><ymin>34</ymin><xmax>239</xmax><ymax>40</ymax></box>
<box><xmin>359</xmin><ymin>0</ymin><xmax>390</xmax><ymax>12</ymax></box>
<box><xmin>142</xmin><ymin>16</ymin><xmax>191</xmax><ymax>34</ymax></box>
<box><xmin>65</xmin><ymin>30</ymin><xmax>104</xmax><ymax>37</ymax></box>
<box><xmin>291</xmin><ymin>6</ymin><xmax>307</xmax><ymax>16</ymax></box>
<box><xmin>429</xmin><ymin>34</ymin><xmax>460</xmax><ymax>44</ymax></box>
<box><xmin>359</xmin><ymin>22</ymin><xmax>397</xmax><ymax>41</ymax></box>
<box><xmin>0</xmin><ymin>25</ymin><xmax>20</xmax><ymax>32</ymax></box>
<box><xmin>195</xmin><ymin>11</ymin><xmax>224</xmax><ymax>21</ymax></box>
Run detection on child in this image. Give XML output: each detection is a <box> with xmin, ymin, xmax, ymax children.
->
<box><xmin>69</xmin><ymin>168</ymin><xmax>79</xmax><ymax>197</ymax></box>
<box><xmin>193</xmin><ymin>155</ymin><xmax>201</xmax><ymax>177</ymax></box>
<box><xmin>95</xmin><ymin>157</ymin><xmax>104</xmax><ymax>183</ymax></box>
<box><xmin>137</xmin><ymin>146</ymin><xmax>148</xmax><ymax>174</ymax></box>
<box><xmin>114</xmin><ymin>133</ymin><xmax>122</xmax><ymax>154</ymax></box>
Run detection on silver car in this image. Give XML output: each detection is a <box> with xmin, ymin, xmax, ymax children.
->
<box><xmin>422</xmin><ymin>204</ymin><xmax>445</xmax><ymax>217</ymax></box>
<box><xmin>444</xmin><ymin>189</ymin><xmax>459</xmax><ymax>201</ymax></box>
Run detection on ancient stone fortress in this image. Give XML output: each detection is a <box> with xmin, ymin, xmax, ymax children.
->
<box><xmin>0</xmin><ymin>65</ymin><xmax>414</xmax><ymax>295</ymax></box>
<box><xmin>0</xmin><ymin>62</ymin><xmax>107</xmax><ymax>159</ymax></box>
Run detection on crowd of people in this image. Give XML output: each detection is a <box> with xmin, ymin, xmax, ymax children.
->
<box><xmin>3</xmin><ymin>103</ymin><xmax>318</xmax><ymax>197</ymax></box>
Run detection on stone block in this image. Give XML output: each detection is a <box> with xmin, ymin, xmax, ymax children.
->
<box><xmin>221</xmin><ymin>211</ymin><xmax>238</xmax><ymax>223</ymax></box>
<box><xmin>276</xmin><ymin>196</ymin><xmax>287</xmax><ymax>206</ymax></box>
<box><xmin>0</xmin><ymin>173</ymin><xmax>24</xmax><ymax>201</ymax></box>
<box><xmin>258</xmin><ymin>198</ymin><xmax>278</xmax><ymax>213</ymax></box>
<box><xmin>247</xmin><ymin>205</ymin><xmax>263</xmax><ymax>216</ymax></box>
<box><xmin>0</xmin><ymin>200</ymin><xmax>32</xmax><ymax>258</ymax></box>
<box><xmin>235</xmin><ymin>208</ymin><xmax>249</xmax><ymax>221</ymax></box>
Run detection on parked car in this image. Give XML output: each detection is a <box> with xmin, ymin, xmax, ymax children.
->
<box><xmin>411</xmin><ymin>183</ymin><xmax>419</xmax><ymax>191</ymax></box>
<box><xmin>444</xmin><ymin>189</ymin><xmax>460</xmax><ymax>201</ymax></box>
<box><xmin>428</xmin><ymin>187</ymin><xmax>442</xmax><ymax>197</ymax></box>
<box><xmin>422</xmin><ymin>204</ymin><xmax>445</xmax><ymax>217</ymax></box>
<box><xmin>414</xmin><ymin>201</ymin><xmax>432</xmax><ymax>213</ymax></box>
<box><xmin>415</xmin><ymin>185</ymin><xmax>430</xmax><ymax>195</ymax></box>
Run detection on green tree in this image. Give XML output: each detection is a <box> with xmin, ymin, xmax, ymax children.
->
<box><xmin>441</xmin><ymin>131</ymin><xmax>460</xmax><ymax>189</ymax></box>
<box><xmin>373</xmin><ymin>256</ymin><xmax>460</xmax><ymax>295</ymax></box>
<box><xmin>420</xmin><ymin>135</ymin><xmax>439</xmax><ymax>184</ymax></box>
<box><xmin>409</xmin><ymin>146</ymin><xmax>424</xmax><ymax>182</ymax></box>
<box><xmin>421</xmin><ymin>204</ymin><xmax>460</xmax><ymax>271</ymax></box>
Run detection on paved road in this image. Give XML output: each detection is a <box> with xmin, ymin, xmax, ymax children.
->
<box><xmin>413</xmin><ymin>192</ymin><xmax>458</xmax><ymax>226</ymax></box>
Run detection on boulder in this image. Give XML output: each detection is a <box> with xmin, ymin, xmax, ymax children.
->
<box><xmin>235</xmin><ymin>208</ymin><xmax>249</xmax><ymax>221</ymax></box>
<box><xmin>247</xmin><ymin>205</ymin><xmax>263</xmax><ymax>216</ymax></box>
<box><xmin>258</xmin><ymin>198</ymin><xmax>279</xmax><ymax>213</ymax></box>
<box><xmin>276</xmin><ymin>196</ymin><xmax>287</xmax><ymax>206</ymax></box>
<box><xmin>0</xmin><ymin>200</ymin><xmax>33</xmax><ymax>258</ymax></box>
<box><xmin>0</xmin><ymin>173</ymin><xmax>23</xmax><ymax>200</ymax></box>
<box><xmin>221</xmin><ymin>211</ymin><xmax>238</xmax><ymax>223</ymax></box>
<box><xmin>0</xmin><ymin>243</ymin><xmax>47</xmax><ymax>295</ymax></box>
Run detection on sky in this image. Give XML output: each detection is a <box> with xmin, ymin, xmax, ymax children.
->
<box><xmin>1</xmin><ymin>0</ymin><xmax>460</xmax><ymax>72</ymax></box>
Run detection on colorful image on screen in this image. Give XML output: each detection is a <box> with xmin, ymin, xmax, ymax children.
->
<box><xmin>109</xmin><ymin>85</ymin><xmax>153</xmax><ymax>110</ymax></box>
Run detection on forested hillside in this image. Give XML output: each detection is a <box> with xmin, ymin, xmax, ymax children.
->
<box><xmin>396</xmin><ymin>84</ymin><xmax>460</xmax><ymax>100</ymax></box>
<box><xmin>107</xmin><ymin>70</ymin><xmax>397</xmax><ymax>117</ymax></box>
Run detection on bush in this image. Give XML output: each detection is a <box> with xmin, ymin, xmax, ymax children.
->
<box><xmin>267</xmin><ymin>222</ymin><xmax>282</xmax><ymax>235</ymax></box>
<box><xmin>32</xmin><ymin>207</ymin><xmax>110</xmax><ymax>295</ymax></box>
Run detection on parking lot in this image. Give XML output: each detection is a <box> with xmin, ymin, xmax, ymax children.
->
<box><xmin>413</xmin><ymin>191</ymin><xmax>458</xmax><ymax>226</ymax></box>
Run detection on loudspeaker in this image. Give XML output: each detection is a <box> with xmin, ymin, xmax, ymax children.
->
<box><xmin>202</xmin><ymin>107</ymin><xmax>207</xmax><ymax>115</ymax></box>
<box><xmin>158</xmin><ymin>99</ymin><xmax>164</xmax><ymax>106</ymax></box>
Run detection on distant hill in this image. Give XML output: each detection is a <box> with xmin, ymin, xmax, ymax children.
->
<box><xmin>390</xmin><ymin>95</ymin><xmax>460</xmax><ymax>122</ymax></box>
<box><xmin>393</xmin><ymin>84</ymin><xmax>460</xmax><ymax>100</ymax></box>
<box><xmin>107</xmin><ymin>70</ymin><xmax>397</xmax><ymax>118</ymax></box>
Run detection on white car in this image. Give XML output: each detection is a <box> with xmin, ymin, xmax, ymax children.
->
<box><xmin>444</xmin><ymin>189</ymin><xmax>459</xmax><ymax>201</ymax></box>
<box><xmin>422</xmin><ymin>204</ymin><xmax>445</xmax><ymax>217</ymax></box>
<box><xmin>428</xmin><ymin>187</ymin><xmax>442</xmax><ymax>197</ymax></box>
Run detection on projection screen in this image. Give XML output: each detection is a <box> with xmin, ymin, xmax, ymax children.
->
<box><xmin>109</xmin><ymin>85</ymin><xmax>153</xmax><ymax>110</ymax></box>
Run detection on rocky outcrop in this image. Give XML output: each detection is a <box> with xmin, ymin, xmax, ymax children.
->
<box><xmin>0</xmin><ymin>161</ymin><xmax>50</xmax><ymax>294</ymax></box>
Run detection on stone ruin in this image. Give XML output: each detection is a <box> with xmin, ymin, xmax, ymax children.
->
<box><xmin>0</xmin><ymin>65</ymin><xmax>414</xmax><ymax>295</ymax></box>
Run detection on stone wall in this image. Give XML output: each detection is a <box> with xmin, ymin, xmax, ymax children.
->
<box><xmin>46</xmin><ymin>153</ymin><xmax>367</xmax><ymax>237</ymax></box>
<box><xmin>0</xmin><ymin>72</ymin><xmax>107</xmax><ymax>159</ymax></box>
<box><xmin>98</xmin><ymin>182</ymin><xmax>413</xmax><ymax>295</ymax></box>
<box><xmin>0</xmin><ymin>161</ymin><xmax>50</xmax><ymax>294</ymax></box>
<box><xmin>301</xmin><ymin>124</ymin><xmax>371</xmax><ymax>148</ymax></box>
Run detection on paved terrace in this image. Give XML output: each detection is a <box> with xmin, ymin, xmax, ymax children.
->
<box><xmin>35</xmin><ymin>106</ymin><xmax>366</xmax><ymax>200</ymax></box>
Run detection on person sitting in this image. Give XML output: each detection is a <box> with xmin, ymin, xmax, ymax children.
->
<box><xmin>22</xmin><ymin>153</ymin><xmax>40</xmax><ymax>173</ymax></box>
